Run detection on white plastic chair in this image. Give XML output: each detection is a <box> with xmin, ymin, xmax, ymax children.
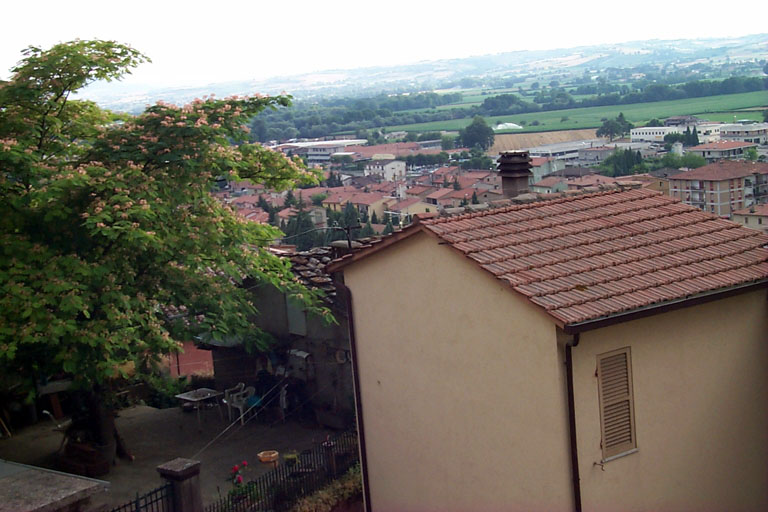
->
<box><xmin>230</xmin><ymin>386</ymin><xmax>256</xmax><ymax>425</ymax></box>
<box><xmin>222</xmin><ymin>382</ymin><xmax>245</xmax><ymax>422</ymax></box>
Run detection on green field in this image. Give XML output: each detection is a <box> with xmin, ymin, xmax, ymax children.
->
<box><xmin>386</xmin><ymin>91</ymin><xmax>768</xmax><ymax>133</ymax></box>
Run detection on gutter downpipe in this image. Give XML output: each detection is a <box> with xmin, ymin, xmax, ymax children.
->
<box><xmin>566</xmin><ymin>333</ymin><xmax>582</xmax><ymax>512</ymax></box>
<box><xmin>337</xmin><ymin>281</ymin><xmax>373</xmax><ymax>512</ymax></box>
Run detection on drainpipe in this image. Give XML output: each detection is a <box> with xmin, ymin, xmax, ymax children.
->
<box><xmin>565</xmin><ymin>334</ymin><xmax>582</xmax><ymax>512</ymax></box>
<box><xmin>336</xmin><ymin>281</ymin><xmax>373</xmax><ymax>512</ymax></box>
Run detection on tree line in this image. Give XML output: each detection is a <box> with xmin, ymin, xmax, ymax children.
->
<box><xmin>249</xmin><ymin>76</ymin><xmax>767</xmax><ymax>141</ymax></box>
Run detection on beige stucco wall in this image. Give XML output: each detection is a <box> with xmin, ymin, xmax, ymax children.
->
<box><xmin>572</xmin><ymin>289</ymin><xmax>768</xmax><ymax>512</ymax></box>
<box><xmin>344</xmin><ymin>231</ymin><xmax>573</xmax><ymax>511</ymax></box>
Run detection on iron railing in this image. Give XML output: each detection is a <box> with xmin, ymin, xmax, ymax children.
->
<box><xmin>205</xmin><ymin>429</ymin><xmax>359</xmax><ymax>512</ymax></box>
<box><xmin>110</xmin><ymin>481</ymin><xmax>174</xmax><ymax>512</ymax></box>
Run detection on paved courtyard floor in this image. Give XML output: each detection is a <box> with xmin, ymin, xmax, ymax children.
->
<box><xmin>0</xmin><ymin>405</ymin><xmax>334</xmax><ymax>510</ymax></box>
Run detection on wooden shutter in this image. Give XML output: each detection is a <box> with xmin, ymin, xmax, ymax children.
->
<box><xmin>597</xmin><ymin>347</ymin><xmax>636</xmax><ymax>460</ymax></box>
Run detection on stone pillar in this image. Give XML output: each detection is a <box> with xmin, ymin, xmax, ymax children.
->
<box><xmin>157</xmin><ymin>458</ymin><xmax>202</xmax><ymax>512</ymax></box>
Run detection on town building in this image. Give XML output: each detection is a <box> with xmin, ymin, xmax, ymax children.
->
<box><xmin>686</xmin><ymin>141</ymin><xmax>758</xmax><ymax>162</ymax></box>
<box><xmin>668</xmin><ymin>160</ymin><xmax>768</xmax><ymax>217</ymax></box>
<box><xmin>277</xmin><ymin>139</ymin><xmax>367</xmax><ymax>165</ymax></box>
<box><xmin>328</xmin><ymin>187</ymin><xmax>768</xmax><ymax>512</ymax></box>
<box><xmin>530</xmin><ymin>175</ymin><xmax>567</xmax><ymax>194</ymax></box>
<box><xmin>732</xmin><ymin>203</ymin><xmax>768</xmax><ymax>233</ymax></box>
<box><xmin>363</xmin><ymin>160</ymin><xmax>406</xmax><ymax>181</ymax></box>
<box><xmin>527</xmin><ymin>139</ymin><xmax>606</xmax><ymax>163</ymax></box>
<box><xmin>529</xmin><ymin>156</ymin><xmax>565</xmax><ymax>183</ymax></box>
<box><xmin>719</xmin><ymin>123</ymin><xmax>768</xmax><ymax>145</ymax></box>
<box><xmin>629</xmin><ymin>126</ymin><xmax>681</xmax><ymax>143</ymax></box>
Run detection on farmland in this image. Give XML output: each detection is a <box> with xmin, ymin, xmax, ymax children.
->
<box><xmin>386</xmin><ymin>91</ymin><xmax>768</xmax><ymax>133</ymax></box>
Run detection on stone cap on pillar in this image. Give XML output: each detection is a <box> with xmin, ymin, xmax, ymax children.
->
<box><xmin>157</xmin><ymin>458</ymin><xmax>201</xmax><ymax>481</ymax></box>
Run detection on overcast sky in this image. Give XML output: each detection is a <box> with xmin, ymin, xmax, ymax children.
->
<box><xmin>2</xmin><ymin>0</ymin><xmax>766</xmax><ymax>89</ymax></box>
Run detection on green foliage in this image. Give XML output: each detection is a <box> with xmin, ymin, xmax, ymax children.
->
<box><xmin>645</xmin><ymin>118</ymin><xmax>663</xmax><ymax>127</ymax></box>
<box><xmin>0</xmin><ymin>40</ymin><xmax>326</xmax><ymax>399</ymax></box>
<box><xmin>382</xmin><ymin>221</ymin><xmax>394</xmax><ymax>235</ymax></box>
<box><xmin>458</xmin><ymin>147</ymin><xmax>494</xmax><ymax>170</ymax></box>
<box><xmin>597</xmin><ymin>113</ymin><xmax>633</xmax><ymax>141</ymax></box>
<box><xmin>600</xmin><ymin>149</ymin><xmax>644</xmax><ymax>176</ymax></box>
<box><xmin>359</xmin><ymin>221</ymin><xmax>374</xmax><ymax>238</ymax></box>
<box><xmin>440</xmin><ymin>134</ymin><xmax>455</xmax><ymax>150</ymax></box>
<box><xmin>664</xmin><ymin>127</ymin><xmax>699</xmax><ymax>146</ymax></box>
<box><xmin>284</xmin><ymin>204</ymin><xmax>316</xmax><ymax>251</ymax></box>
<box><xmin>745</xmin><ymin>147</ymin><xmax>758</xmax><ymax>162</ymax></box>
<box><xmin>459</xmin><ymin>116</ymin><xmax>495</xmax><ymax>150</ymax></box>
<box><xmin>290</xmin><ymin>464</ymin><xmax>362</xmax><ymax>512</ymax></box>
<box><xmin>471</xmin><ymin>191</ymin><xmax>479</xmax><ymax>204</ymax></box>
<box><xmin>310</xmin><ymin>193</ymin><xmax>327</xmax><ymax>206</ymax></box>
<box><xmin>144</xmin><ymin>374</ymin><xmax>190</xmax><ymax>409</ymax></box>
<box><xmin>403</xmin><ymin>152</ymin><xmax>450</xmax><ymax>167</ymax></box>
<box><xmin>645</xmin><ymin>152</ymin><xmax>707</xmax><ymax>171</ymax></box>
<box><xmin>370</xmin><ymin>211</ymin><xmax>379</xmax><ymax>224</ymax></box>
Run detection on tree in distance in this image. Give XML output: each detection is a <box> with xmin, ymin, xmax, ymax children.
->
<box><xmin>459</xmin><ymin>116</ymin><xmax>495</xmax><ymax>150</ymax></box>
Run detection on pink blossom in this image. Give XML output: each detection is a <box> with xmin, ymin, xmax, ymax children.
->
<box><xmin>236</xmin><ymin>475</ymin><xmax>243</xmax><ymax>484</ymax></box>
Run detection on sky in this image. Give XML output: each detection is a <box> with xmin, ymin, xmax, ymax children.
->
<box><xmin>2</xmin><ymin>0</ymin><xmax>766</xmax><ymax>89</ymax></box>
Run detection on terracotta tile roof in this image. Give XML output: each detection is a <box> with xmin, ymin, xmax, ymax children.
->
<box><xmin>733</xmin><ymin>204</ymin><xmax>768</xmax><ymax>216</ymax></box>
<box><xmin>670</xmin><ymin>161</ymin><xmax>768</xmax><ymax>181</ymax></box>
<box><xmin>349</xmin><ymin>192</ymin><xmax>386</xmax><ymax>206</ymax></box>
<box><xmin>532</xmin><ymin>176</ymin><xmax>565</xmax><ymax>188</ymax></box>
<box><xmin>390</xmin><ymin>197</ymin><xmax>422</xmax><ymax>211</ymax></box>
<box><xmin>690</xmin><ymin>141</ymin><xmax>757</xmax><ymax>150</ymax></box>
<box><xmin>530</xmin><ymin>157</ymin><xmax>553</xmax><ymax>166</ymax></box>
<box><xmin>406</xmin><ymin>185</ymin><xmax>434</xmax><ymax>196</ymax></box>
<box><xmin>425</xmin><ymin>188</ymin><xmax>454</xmax><ymax>200</ymax></box>
<box><xmin>444</xmin><ymin>187</ymin><xmax>476</xmax><ymax>200</ymax></box>
<box><xmin>566</xmin><ymin>174</ymin><xmax>619</xmax><ymax>188</ymax></box>
<box><xmin>332</xmin><ymin>188</ymin><xmax>768</xmax><ymax>328</ymax></box>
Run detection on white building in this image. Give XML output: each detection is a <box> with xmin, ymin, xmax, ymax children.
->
<box><xmin>630</xmin><ymin>126</ymin><xmax>681</xmax><ymax>143</ymax></box>
<box><xmin>720</xmin><ymin>123</ymin><xmax>768</xmax><ymax>145</ymax></box>
<box><xmin>364</xmin><ymin>160</ymin><xmax>407</xmax><ymax>182</ymax></box>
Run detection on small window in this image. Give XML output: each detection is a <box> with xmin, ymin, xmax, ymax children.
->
<box><xmin>597</xmin><ymin>347</ymin><xmax>637</xmax><ymax>460</ymax></box>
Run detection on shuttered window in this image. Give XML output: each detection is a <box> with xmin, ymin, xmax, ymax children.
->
<box><xmin>597</xmin><ymin>347</ymin><xmax>636</xmax><ymax>460</ymax></box>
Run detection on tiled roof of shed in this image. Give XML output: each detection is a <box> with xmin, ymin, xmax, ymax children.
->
<box><xmin>420</xmin><ymin>188</ymin><xmax>768</xmax><ymax>325</ymax></box>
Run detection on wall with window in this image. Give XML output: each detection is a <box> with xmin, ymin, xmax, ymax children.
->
<box><xmin>572</xmin><ymin>289</ymin><xmax>768</xmax><ymax>511</ymax></box>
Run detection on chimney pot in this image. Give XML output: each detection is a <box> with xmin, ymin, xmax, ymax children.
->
<box><xmin>497</xmin><ymin>151</ymin><xmax>532</xmax><ymax>198</ymax></box>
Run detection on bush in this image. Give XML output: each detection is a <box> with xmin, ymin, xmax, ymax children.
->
<box><xmin>290</xmin><ymin>464</ymin><xmax>362</xmax><ymax>512</ymax></box>
<box><xmin>143</xmin><ymin>374</ymin><xmax>190</xmax><ymax>409</ymax></box>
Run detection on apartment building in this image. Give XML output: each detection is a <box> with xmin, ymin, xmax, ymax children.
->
<box><xmin>668</xmin><ymin>161</ymin><xmax>768</xmax><ymax>217</ymax></box>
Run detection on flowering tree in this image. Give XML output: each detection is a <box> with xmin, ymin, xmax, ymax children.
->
<box><xmin>0</xmin><ymin>40</ymin><xmax>325</xmax><ymax>407</ymax></box>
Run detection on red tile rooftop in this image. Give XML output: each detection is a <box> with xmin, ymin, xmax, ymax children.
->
<box><xmin>425</xmin><ymin>188</ymin><xmax>455</xmax><ymax>200</ymax></box>
<box><xmin>671</xmin><ymin>161</ymin><xmax>768</xmax><ymax>181</ymax></box>
<box><xmin>533</xmin><ymin>176</ymin><xmax>565</xmax><ymax>188</ymax></box>
<box><xmin>330</xmin><ymin>188</ymin><xmax>768</xmax><ymax>328</ymax></box>
<box><xmin>733</xmin><ymin>204</ymin><xmax>768</xmax><ymax>216</ymax></box>
<box><xmin>690</xmin><ymin>141</ymin><xmax>758</xmax><ymax>150</ymax></box>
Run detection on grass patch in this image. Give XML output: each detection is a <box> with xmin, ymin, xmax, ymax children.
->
<box><xmin>385</xmin><ymin>91</ymin><xmax>768</xmax><ymax>133</ymax></box>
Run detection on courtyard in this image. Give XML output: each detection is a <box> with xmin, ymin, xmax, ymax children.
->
<box><xmin>0</xmin><ymin>403</ymin><xmax>334</xmax><ymax>510</ymax></box>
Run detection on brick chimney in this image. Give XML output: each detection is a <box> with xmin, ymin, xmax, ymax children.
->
<box><xmin>497</xmin><ymin>151</ymin><xmax>532</xmax><ymax>198</ymax></box>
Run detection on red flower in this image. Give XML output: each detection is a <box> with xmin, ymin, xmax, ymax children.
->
<box><xmin>231</xmin><ymin>464</ymin><xmax>239</xmax><ymax>473</ymax></box>
<box><xmin>236</xmin><ymin>475</ymin><xmax>243</xmax><ymax>484</ymax></box>
<box><xmin>241</xmin><ymin>460</ymin><xmax>248</xmax><ymax>467</ymax></box>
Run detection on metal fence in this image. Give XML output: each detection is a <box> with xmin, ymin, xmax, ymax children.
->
<box><xmin>205</xmin><ymin>429</ymin><xmax>359</xmax><ymax>512</ymax></box>
<box><xmin>110</xmin><ymin>482</ymin><xmax>174</xmax><ymax>512</ymax></box>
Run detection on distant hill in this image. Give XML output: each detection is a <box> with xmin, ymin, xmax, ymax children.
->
<box><xmin>80</xmin><ymin>33</ymin><xmax>768</xmax><ymax>113</ymax></box>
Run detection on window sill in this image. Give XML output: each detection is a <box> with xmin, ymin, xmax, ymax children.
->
<box><xmin>601</xmin><ymin>448</ymin><xmax>638</xmax><ymax>463</ymax></box>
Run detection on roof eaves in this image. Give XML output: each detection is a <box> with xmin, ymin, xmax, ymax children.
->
<box><xmin>560</xmin><ymin>279</ymin><xmax>767</xmax><ymax>334</ymax></box>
